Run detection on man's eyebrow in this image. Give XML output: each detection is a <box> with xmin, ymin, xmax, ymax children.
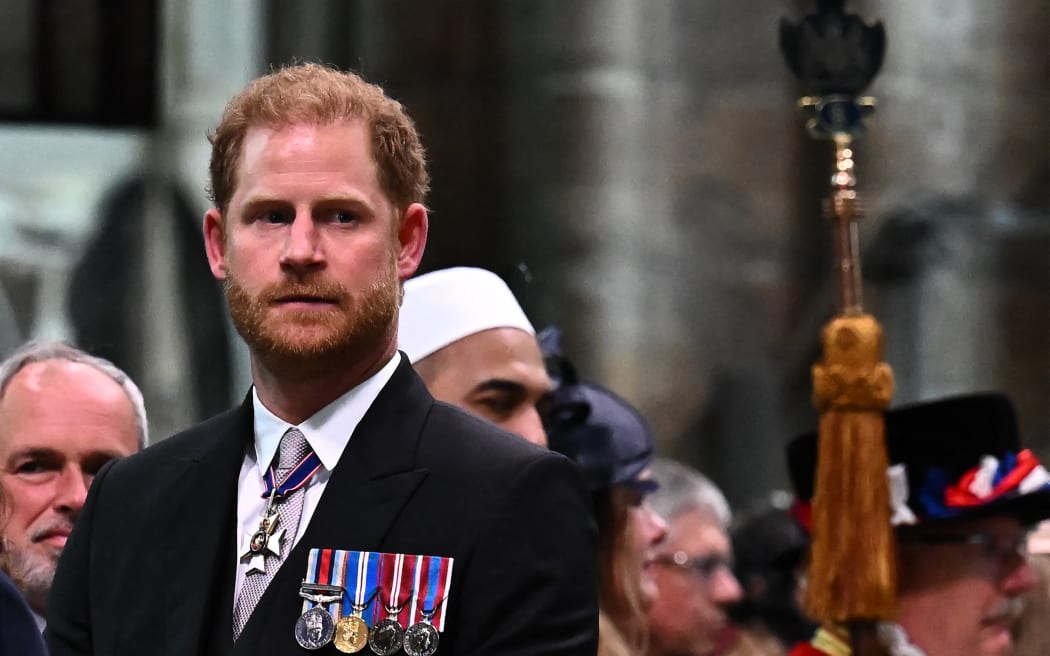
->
<box><xmin>3</xmin><ymin>447</ymin><xmax>60</xmax><ymax>465</ymax></box>
<box><xmin>313</xmin><ymin>196</ymin><xmax>373</xmax><ymax>209</ymax></box>
<box><xmin>242</xmin><ymin>195</ymin><xmax>374</xmax><ymax>209</ymax></box>
<box><xmin>472</xmin><ymin>379</ymin><xmax>527</xmax><ymax>395</ymax></box>
<box><xmin>8</xmin><ymin>447</ymin><xmax>58</xmax><ymax>459</ymax></box>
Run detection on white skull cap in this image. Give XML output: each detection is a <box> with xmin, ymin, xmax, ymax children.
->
<box><xmin>398</xmin><ymin>267</ymin><xmax>535</xmax><ymax>363</ymax></box>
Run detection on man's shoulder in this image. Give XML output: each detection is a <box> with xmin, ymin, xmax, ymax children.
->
<box><xmin>414</xmin><ymin>401</ymin><xmax>586</xmax><ymax>508</ymax></box>
<box><xmin>422</xmin><ymin>400</ymin><xmax>559</xmax><ymax>466</ymax></box>
<box><xmin>0</xmin><ymin>572</ymin><xmax>46</xmax><ymax>655</ymax></box>
<box><xmin>106</xmin><ymin>403</ymin><xmax>248</xmax><ymax>478</ymax></box>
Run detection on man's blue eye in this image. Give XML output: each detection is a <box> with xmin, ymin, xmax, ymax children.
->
<box><xmin>334</xmin><ymin>212</ymin><xmax>357</xmax><ymax>224</ymax></box>
<box><xmin>264</xmin><ymin>212</ymin><xmax>287</xmax><ymax>224</ymax></box>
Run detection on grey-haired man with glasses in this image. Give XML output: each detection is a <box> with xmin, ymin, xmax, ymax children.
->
<box><xmin>645</xmin><ymin>458</ymin><xmax>742</xmax><ymax>656</ymax></box>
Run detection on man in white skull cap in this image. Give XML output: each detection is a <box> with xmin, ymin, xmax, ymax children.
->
<box><xmin>399</xmin><ymin>267</ymin><xmax>551</xmax><ymax>447</ymax></box>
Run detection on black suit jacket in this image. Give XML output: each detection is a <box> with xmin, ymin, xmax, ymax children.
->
<box><xmin>0</xmin><ymin>570</ymin><xmax>47</xmax><ymax>656</ymax></box>
<box><xmin>46</xmin><ymin>359</ymin><xmax>598</xmax><ymax>655</ymax></box>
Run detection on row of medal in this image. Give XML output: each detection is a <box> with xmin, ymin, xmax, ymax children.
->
<box><xmin>294</xmin><ymin>549</ymin><xmax>454</xmax><ymax>655</ymax></box>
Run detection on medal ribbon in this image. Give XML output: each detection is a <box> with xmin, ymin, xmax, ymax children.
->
<box><xmin>261</xmin><ymin>449</ymin><xmax>323</xmax><ymax>499</ymax></box>
<box><xmin>378</xmin><ymin>552</ymin><xmax>418</xmax><ymax>628</ymax></box>
<box><xmin>302</xmin><ymin>551</ymin><xmax>451</xmax><ymax>630</ymax></box>
<box><xmin>409</xmin><ymin>554</ymin><xmax>454</xmax><ymax>631</ymax></box>
<box><xmin>340</xmin><ymin>551</ymin><xmax>380</xmax><ymax>625</ymax></box>
<box><xmin>303</xmin><ymin>548</ymin><xmax>346</xmax><ymax>616</ymax></box>
<box><xmin>330</xmin><ymin>550</ymin><xmax>349</xmax><ymax>617</ymax></box>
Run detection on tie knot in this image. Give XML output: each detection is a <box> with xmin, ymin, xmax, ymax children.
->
<box><xmin>277</xmin><ymin>427</ymin><xmax>311</xmax><ymax>472</ymax></box>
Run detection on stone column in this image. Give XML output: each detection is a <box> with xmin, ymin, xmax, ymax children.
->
<box><xmin>500</xmin><ymin>1</ymin><xmax>691</xmax><ymax>425</ymax></box>
<box><xmin>144</xmin><ymin>0</ymin><xmax>264</xmax><ymax>434</ymax></box>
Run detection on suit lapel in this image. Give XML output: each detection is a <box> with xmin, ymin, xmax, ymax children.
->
<box><xmin>233</xmin><ymin>358</ymin><xmax>434</xmax><ymax>652</ymax></box>
<box><xmin>300</xmin><ymin>358</ymin><xmax>434</xmax><ymax>547</ymax></box>
<box><xmin>163</xmin><ymin>399</ymin><xmax>252</xmax><ymax>656</ymax></box>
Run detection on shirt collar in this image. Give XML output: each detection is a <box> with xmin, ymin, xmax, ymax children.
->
<box><xmin>31</xmin><ymin>608</ymin><xmax>45</xmax><ymax>632</ymax></box>
<box><xmin>251</xmin><ymin>353</ymin><xmax>402</xmax><ymax>476</ymax></box>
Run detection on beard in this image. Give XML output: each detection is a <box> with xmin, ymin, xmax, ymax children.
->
<box><xmin>224</xmin><ymin>262</ymin><xmax>401</xmax><ymax>376</ymax></box>
<box><xmin>1</xmin><ymin>533</ymin><xmax>60</xmax><ymax>613</ymax></box>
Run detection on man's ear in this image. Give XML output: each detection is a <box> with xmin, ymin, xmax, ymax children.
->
<box><xmin>395</xmin><ymin>203</ymin><xmax>428</xmax><ymax>281</ymax></box>
<box><xmin>203</xmin><ymin>209</ymin><xmax>228</xmax><ymax>280</ymax></box>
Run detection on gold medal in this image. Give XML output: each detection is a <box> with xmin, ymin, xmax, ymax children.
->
<box><xmin>333</xmin><ymin>614</ymin><xmax>369</xmax><ymax>653</ymax></box>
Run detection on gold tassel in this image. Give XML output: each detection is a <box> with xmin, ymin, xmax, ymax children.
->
<box><xmin>806</xmin><ymin>314</ymin><xmax>896</xmax><ymax>623</ymax></box>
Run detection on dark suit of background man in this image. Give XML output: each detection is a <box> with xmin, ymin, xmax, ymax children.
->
<box><xmin>46</xmin><ymin>63</ymin><xmax>598</xmax><ymax>656</ymax></box>
<box><xmin>0</xmin><ymin>569</ymin><xmax>46</xmax><ymax>655</ymax></box>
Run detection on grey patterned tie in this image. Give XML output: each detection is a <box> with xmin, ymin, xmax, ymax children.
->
<box><xmin>233</xmin><ymin>427</ymin><xmax>313</xmax><ymax>639</ymax></box>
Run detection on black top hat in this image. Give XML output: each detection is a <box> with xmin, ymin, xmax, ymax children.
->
<box><xmin>787</xmin><ymin>393</ymin><xmax>1050</xmax><ymax>527</ymax></box>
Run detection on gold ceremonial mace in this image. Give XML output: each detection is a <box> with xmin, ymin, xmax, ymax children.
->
<box><xmin>780</xmin><ymin>2</ymin><xmax>895</xmax><ymax>654</ymax></box>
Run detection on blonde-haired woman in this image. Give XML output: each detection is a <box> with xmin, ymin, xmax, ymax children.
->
<box><xmin>546</xmin><ymin>358</ymin><xmax>667</xmax><ymax>656</ymax></box>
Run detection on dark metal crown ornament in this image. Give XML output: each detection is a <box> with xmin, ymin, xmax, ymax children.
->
<box><xmin>780</xmin><ymin>0</ymin><xmax>885</xmax><ymax>138</ymax></box>
<box><xmin>780</xmin><ymin>0</ymin><xmax>885</xmax><ymax>95</ymax></box>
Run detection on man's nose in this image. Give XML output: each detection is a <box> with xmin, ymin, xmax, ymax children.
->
<box><xmin>53</xmin><ymin>467</ymin><xmax>90</xmax><ymax>516</ymax></box>
<box><xmin>710</xmin><ymin>565</ymin><xmax>743</xmax><ymax>605</ymax></box>
<box><xmin>1002</xmin><ymin>556</ymin><xmax>1038</xmax><ymax>595</ymax></box>
<box><xmin>280</xmin><ymin>214</ymin><xmax>325</xmax><ymax>270</ymax></box>
<box><xmin>510</xmin><ymin>407</ymin><xmax>548</xmax><ymax>448</ymax></box>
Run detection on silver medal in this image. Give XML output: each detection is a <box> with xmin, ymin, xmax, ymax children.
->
<box><xmin>367</xmin><ymin>617</ymin><xmax>405</xmax><ymax>656</ymax></box>
<box><xmin>402</xmin><ymin>621</ymin><xmax>440</xmax><ymax>656</ymax></box>
<box><xmin>295</xmin><ymin>606</ymin><xmax>335</xmax><ymax>650</ymax></box>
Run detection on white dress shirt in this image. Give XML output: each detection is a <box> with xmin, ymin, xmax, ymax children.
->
<box><xmin>232</xmin><ymin>353</ymin><xmax>401</xmax><ymax>606</ymax></box>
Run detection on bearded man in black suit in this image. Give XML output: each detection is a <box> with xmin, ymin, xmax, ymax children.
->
<box><xmin>46</xmin><ymin>63</ymin><xmax>598</xmax><ymax>656</ymax></box>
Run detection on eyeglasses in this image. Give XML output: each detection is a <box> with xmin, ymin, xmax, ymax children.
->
<box><xmin>653</xmin><ymin>551</ymin><xmax>734</xmax><ymax>582</ymax></box>
<box><xmin>901</xmin><ymin>530</ymin><xmax>1029</xmax><ymax>570</ymax></box>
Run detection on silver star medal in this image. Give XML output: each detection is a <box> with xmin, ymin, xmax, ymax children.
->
<box><xmin>241</xmin><ymin>504</ymin><xmax>284</xmax><ymax>575</ymax></box>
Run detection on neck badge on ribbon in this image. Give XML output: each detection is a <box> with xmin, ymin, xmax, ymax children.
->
<box><xmin>240</xmin><ymin>448</ymin><xmax>323</xmax><ymax>574</ymax></box>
